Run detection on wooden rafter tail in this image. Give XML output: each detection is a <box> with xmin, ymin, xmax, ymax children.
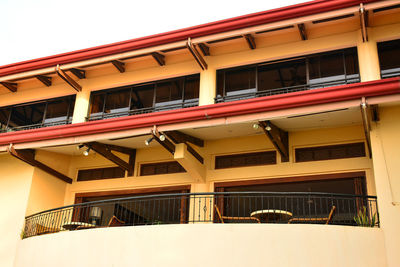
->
<box><xmin>165</xmin><ymin>130</ymin><xmax>204</xmax><ymax>147</ymax></box>
<box><xmin>69</xmin><ymin>68</ymin><xmax>86</xmax><ymax>79</ymax></box>
<box><xmin>297</xmin><ymin>23</ymin><xmax>307</xmax><ymax>41</ymax></box>
<box><xmin>55</xmin><ymin>65</ymin><xmax>82</xmax><ymax>92</ymax></box>
<box><xmin>7</xmin><ymin>146</ymin><xmax>72</xmax><ymax>184</ymax></box>
<box><xmin>197</xmin><ymin>43</ymin><xmax>210</xmax><ymax>56</ymax></box>
<box><xmin>0</xmin><ymin>81</ymin><xmax>17</xmax><ymax>92</ymax></box>
<box><xmin>151</xmin><ymin>52</ymin><xmax>165</xmax><ymax>66</ymax></box>
<box><xmin>186</xmin><ymin>38</ymin><xmax>208</xmax><ymax>70</ymax></box>
<box><xmin>243</xmin><ymin>34</ymin><xmax>256</xmax><ymax>49</ymax></box>
<box><xmin>111</xmin><ymin>60</ymin><xmax>125</xmax><ymax>73</ymax></box>
<box><xmin>35</xmin><ymin>75</ymin><xmax>52</xmax><ymax>87</ymax></box>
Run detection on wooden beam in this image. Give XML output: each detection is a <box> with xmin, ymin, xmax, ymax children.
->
<box><xmin>259</xmin><ymin>121</ymin><xmax>289</xmax><ymax>162</ymax></box>
<box><xmin>0</xmin><ymin>81</ymin><xmax>17</xmax><ymax>92</ymax></box>
<box><xmin>186</xmin><ymin>143</ymin><xmax>203</xmax><ymax>164</ymax></box>
<box><xmin>186</xmin><ymin>38</ymin><xmax>208</xmax><ymax>70</ymax></box>
<box><xmin>69</xmin><ymin>68</ymin><xmax>86</xmax><ymax>79</ymax></box>
<box><xmin>243</xmin><ymin>34</ymin><xmax>256</xmax><ymax>49</ymax></box>
<box><xmin>297</xmin><ymin>23</ymin><xmax>307</xmax><ymax>41</ymax></box>
<box><xmin>152</xmin><ymin>133</ymin><xmax>175</xmax><ymax>155</ymax></box>
<box><xmin>174</xmin><ymin>143</ymin><xmax>205</xmax><ymax>182</ymax></box>
<box><xmin>55</xmin><ymin>65</ymin><xmax>82</xmax><ymax>92</ymax></box>
<box><xmin>7</xmin><ymin>147</ymin><xmax>72</xmax><ymax>184</ymax></box>
<box><xmin>84</xmin><ymin>142</ymin><xmax>133</xmax><ymax>174</ymax></box>
<box><xmin>111</xmin><ymin>60</ymin><xmax>125</xmax><ymax>73</ymax></box>
<box><xmin>151</xmin><ymin>52</ymin><xmax>165</xmax><ymax>66</ymax></box>
<box><xmin>35</xmin><ymin>75</ymin><xmax>52</xmax><ymax>87</ymax></box>
<box><xmin>359</xmin><ymin>3</ymin><xmax>369</xmax><ymax>42</ymax></box>
<box><xmin>360</xmin><ymin>99</ymin><xmax>372</xmax><ymax>158</ymax></box>
<box><xmin>197</xmin><ymin>43</ymin><xmax>210</xmax><ymax>56</ymax></box>
<box><xmin>165</xmin><ymin>131</ymin><xmax>204</xmax><ymax>147</ymax></box>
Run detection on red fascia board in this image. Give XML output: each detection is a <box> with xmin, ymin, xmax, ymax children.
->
<box><xmin>0</xmin><ymin>78</ymin><xmax>398</xmax><ymax>146</ymax></box>
<box><xmin>0</xmin><ymin>0</ymin><xmax>379</xmax><ymax>77</ymax></box>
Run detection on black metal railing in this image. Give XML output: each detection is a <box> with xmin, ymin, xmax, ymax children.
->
<box><xmin>0</xmin><ymin>119</ymin><xmax>72</xmax><ymax>134</ymax></box>
<box><xmin>23</xmin><ymin>192</ymin><xmax>379</xmax><ymax>238</ymax></box>
<box><xmin>88</xmin><ymin>99</ymin><xmax>199</xmax><ymax>121</ymax></box>
<box><xmin>215</xmin><ymin>78</ymin><xmax>360</xmax><ymax>103</ymax></box>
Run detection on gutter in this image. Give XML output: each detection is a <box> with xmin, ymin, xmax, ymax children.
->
<box><xmin>0</xmin><ymin>78</ymin><xmax>398</xmax><ymax>146</ymax></box>
<box><xmin>0</xmin><ymin>0</ymin><xmax>380</xmax><ymax>77</ymax></box>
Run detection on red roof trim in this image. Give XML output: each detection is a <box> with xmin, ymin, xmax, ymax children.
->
<box><xmin>0</xmin><ymin>78</ymin><xmax>398</xmax><ymax>146</ymax></box>
<box><xmin>0</xmin><ymin>0</ymin><xmax>379</xmax><ymax>77</ymax></box>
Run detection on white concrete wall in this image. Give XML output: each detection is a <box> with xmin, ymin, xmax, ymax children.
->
<box><xmin>14</xmin><ymin>224</ymin><xmax>386</xmax><ymax>267</ymax></box>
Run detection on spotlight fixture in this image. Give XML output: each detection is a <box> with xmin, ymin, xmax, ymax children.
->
<box><xmin>252</xmin><ymin>123</ymin><xmax>259</xmax><ymax>130</ymax></box>
<box><xmin>159</xmin><ymin>134</ymin><xmax>166</xmax><ymax>141</ymax></box>
<box><xmin>76</xmin><ymin>144</ymin><xmax>85</xmax><ymax>150</ymax></box>
<box><xmin>83</xmin><ymin>148</ymin><xmax>91</xmax><ymax>156</ymax></box>
<box><xmin>265</xmin><ymin>123</ymin><xmax>272</xmax><ymax>131</ymax></box>
<box><xmin>145</xmin><ymin>137</ymin><xmax>154</xmax><ymax>146</ymax></box>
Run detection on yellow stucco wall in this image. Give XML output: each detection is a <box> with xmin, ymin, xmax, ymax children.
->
<box><xmin>0</xmin><ymin>155</ymin><xmax>34</xmax><ymax>267</ymax></box>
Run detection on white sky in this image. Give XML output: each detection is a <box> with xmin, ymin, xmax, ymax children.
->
<box><xmin>0</xmin><ymin>0</ymin><xmax>305</xmax><ymax>66</ymax></box>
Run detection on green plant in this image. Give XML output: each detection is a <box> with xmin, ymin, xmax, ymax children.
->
<box><xmin>20</xmin><ymin>228</ymin><xmax>27</xmax><ymax>240</ymax></box>
<box><xmin>354</xmin><ymin>206</ymin><xmax>376</xmax><ymax>227</ymax></box>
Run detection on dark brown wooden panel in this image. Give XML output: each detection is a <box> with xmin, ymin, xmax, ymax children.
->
<box><xmin>295</xmin><ymin>142</ymin><xmax>366</xmax><ymax>162</ymax></box>
<box><xmin>215</xmin><ymin>151</ymin><xmax>276</xmax><ymax>169</ymax></box>
<box><xmin>140</xmin><ymin>161</ymin><xmax>186</xmax><ymax>176</ymax></box>
<box><xmin>77</xmin><ymin>167</ymin><xmax>125</xmax><ymax>181</ymax></box>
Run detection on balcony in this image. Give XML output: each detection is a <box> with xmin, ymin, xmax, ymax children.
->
<box><xmin>23</xmin><ymin>192</ymin><xmax>379</xmax><ymax>238</ymax></box>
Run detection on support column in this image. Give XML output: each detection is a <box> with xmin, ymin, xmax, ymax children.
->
<box><xmin>357</xmin><ymin>30</ymin><xmax>381</xmax><ymax>82</ymax></box>
<box><xmin>199</xmin><ymin>67</ymin><xmax>216</xmax><ymax>106</ymax></box>
<box><xmin>72</xmin><ymin>89</ymin><xmax>91</xmax><ymax>123</ymax></box>
<box><xmin>369</xmin><ymin>106</ymin><xmax>400</xmax><ymax>267</ymax></box>
<box><xmin>188</xmin><ymin>181</ymin><xmax>212</xmax><ymax>223</ymax></box>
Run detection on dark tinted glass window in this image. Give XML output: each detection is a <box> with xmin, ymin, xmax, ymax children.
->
<box><xmin>104</xmin><ymin>89</ymin><xmax>130</xmax><ymax>114</ymax></box>
<box><xmin>184</xmin><ymin>76</ymin><xmax>200</xmax><ymax>100</ymax></box>
<box><xmin>140</xmin><ymin>161</ymin><xmax>186</xmax><ymax>176</ymax></box>
<box><xmin>90</xmin><ymin>94</ymin><xmax>105</xmax><ymax>115</ymax></box>
<box><xmin>224</xmin><ymin>67</ymin><xmax>256</xmax><ymax>96</ymax></box>
<box><xmin>215</xmin><ymin>151</ymin><xmax>276</xmax><ymax>169</ymax></box>
<box><xmin>378</xmin><ymin>39</ymin><xmax>400</xmax><ymax>78</ymax></box>
<box><xmin>77</xmin><ymin>167</ymin><xmax>125</xmax><ymax>181</ymax></box>
<box><xmin>9</xmin><ymin>102</ymin><xmax>46</xmax><ymax>128</ymax></box>
<box><xmin>45</xmin><ymin>98</ymin><xmax>73</xmax><ymax>124</ymax></box>
<box><xmin>295</xmin><ymin>143</ymin><xmax>366</xmax><ymax>162</ymax></box>
<box><xmin>0</xmin><ymin>108</ymin><xmax>10</xmax><ymax>132</ymax></box>
<box><xmin>131</xmin><ymin>85</ymin><xmax>154</xmax><ymax>109</ymax></box>
<box><xmin>156</xmin><ymin>80</ymin><xmax>183</xmax><ymax>105</ymax></box>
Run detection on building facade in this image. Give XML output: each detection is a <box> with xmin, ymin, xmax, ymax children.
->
<box><xmin>0</xmin><ymin>0</ymin><xmax>400</xmax><ymax>266</ymax></box>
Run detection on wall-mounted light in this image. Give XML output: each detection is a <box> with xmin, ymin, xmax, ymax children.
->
<box><xmin>145</xmin><ymin>137</ymin><xmax>154</xmax><ymax>146</ymax></box>
<box><xmin>83</xmin><ymin>148</ymin><xmax>91</xmax><ymax>156</ymax></box>
<box><xmin>76</xmin><ymin>144</ymin><xmax>85</xmax><ymax>150</ymax></box>
<box><xmin>159</xmin><ymin>134</ymin><xmax>166</xmax><ymax>141</ymax></box>
<box><xmin>265</xmin><ymin>122</ymin><xmax>272</xmax><ymax>131</ymax></box>
<box><xmin>252</xmin><ymin>123</ymin><xmax>259</xmax><ymax>130</ymax></box>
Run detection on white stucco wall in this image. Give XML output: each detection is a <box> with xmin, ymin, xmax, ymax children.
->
<box><xmin>14</xmin><ymin>224</ymin><xmax>386</xmax><ymax>267</ymax></box>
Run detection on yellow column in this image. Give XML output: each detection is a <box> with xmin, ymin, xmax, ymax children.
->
<box><xmin>72</xmin><ymin>89</ymin><xmax>91</xmax><ymax>123</ymax></box>
<box><xmin>370</xmin><ymin>106</ymin><xmax>400</xmax><ymax>267</ymax></box>
<box><xmin>356</xmin><ymin>30</ymin><xmax>381</xmax><ymax>82</ymax></box>
<box><xmin>199</xmin><ymin>67</ymin><xmax>216</xmax><ymax>106</ymax></box>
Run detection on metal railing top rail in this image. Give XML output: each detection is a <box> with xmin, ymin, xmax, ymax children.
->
<box><xmin>25</xmin><ymin>192</ymin><xmax>377</xmax><ymax>219</ymax></box>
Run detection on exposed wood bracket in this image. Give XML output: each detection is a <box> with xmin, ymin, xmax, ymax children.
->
<box><xmin>84</xmin><ymin>142</ymin><xmax>135</xmax><ymax>175</ymax></box>
<box><xmin>259</xmin><ymin>121</ymin><xmax>289</xmax><ymax>162</ymax></box>
<box><xmin>0</xmin><ymin>81</ymin><xmax>17</xmax><ymax>92</ymax></box>
<box><xmin>7</xmin><ymin>146</ymin><xmax>72</xmax><ymax>184</ymax></box>
<box><xmin>152</xmin><ymin>132</ymin><xmax>176</xmax><ymax>155</ymax></box>
<box><xmin>151</xmin><ymin>52</ymin><xmax>165</xmax><ymax>66</ymax></box>
<box><xmin>55</xmin><ymin>65</ymin><xmax>82</xmax><ymax>92</ymax></box>
<box><xmin>174</xmin><ymin>143</ymin><xmax>205</xmax><ymax>183</ymax></box>
<box><xmin>111</xmin><ymin>60</ymin><xmax>125</xmax><ymax>73</ymax></box>
<box><xmin>69</xmin><ymin>68</ymin><xmax>86</xmax><ymax>79</ymax></box>
<box><xmin>35</xmin><ymin>75</ymin><xmax>52</xmax><ymax>87</ymax></box>
<box><xmin>360</xmin><ymin>98</ymin><xmax>372</xmax><ymax>158</ymax></box>
<box><xmin>297</xmin><ymin>23</ymin><xmax>307</xmax><ymax>41</ymax></box>
<box><xmin>198</xmin><ymin>43</ymin><xmax>210</xmax><ymax>56</ymax></box>
<box><xmin>243</xmin><ymin>34</ymin><xmax>256</xmax><ymax>49</ymax></box>
<box><xmin>359</xmin><ymin>3</ymin><xmax>369</xmax><ymax>42</ymax></box>
<box><xmin>164</xmin><ymin>131</ymin><xmax>203</xmax><ymax>164</ymax></box>
<box><xmin>165</xmin><ymin>131</ymin><xmax>204</xmax><ymax>147</ymax></box>
<box><xmin>187</xmin><ymin>38</ymin><xmax>208</xmax><ymax>70</ymax></box>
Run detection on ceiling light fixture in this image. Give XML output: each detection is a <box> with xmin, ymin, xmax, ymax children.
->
<box><xmin>83</xmin><ymin>148</ymin><xmax>91</xmax><ymax>156</ymax></box>
<box><xmin>159</xmin><ymin>134</ymin><xmax>166</xmax><ymax>141</ymax></box>
<box><xmin>145</xmin><ymin>137</ymin><xmax>154</xmax><ymax>146</ymax></box>
<box><xmin>252</xmin><ymin>123</ymin><xmax>259</xmax><ymax>130</ymax></box>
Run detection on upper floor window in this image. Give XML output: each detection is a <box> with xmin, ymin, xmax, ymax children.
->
<box><xmin>0</xmin><ymin>95</ymin><xmax>75</xmax><ymax>133</ymax></box>
<box><xmin>88</xmin><ymin>74</ymin><xmax>200</xmax><ymax>121</ymax></box>
<box><xmin>378</xmin><ymin>39</ymin><xmax>400</xmax><ymax>79</ymax></box>
<box><xmin>216</xmin><ymin>48</ymin><xmax>359</xmax><ymax>103</ymax></box>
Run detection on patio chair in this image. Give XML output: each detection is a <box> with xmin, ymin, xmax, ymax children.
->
<box><xmin>288</xmin><ymin>206</ymin><xmax>336</xmax><ymax>224</ymax></box>
<box><xmin>108</xmin><ymin>215</ymin><xmax>125</xmax><ymax>227</ymax></box>
<box><xmin>214</xmin><ymin>205</ymin><xmax>261</xmax><ymax>223</ymax></box>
